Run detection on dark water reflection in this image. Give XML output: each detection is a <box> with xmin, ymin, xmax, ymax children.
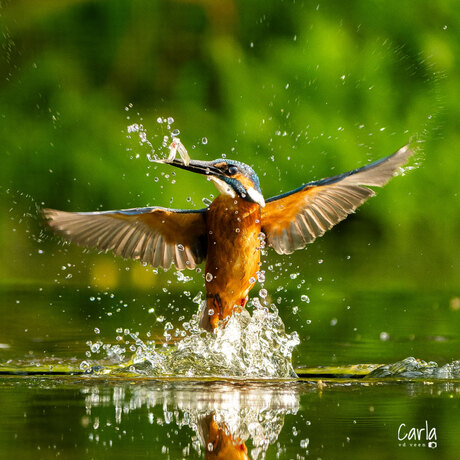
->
<box><xmin>1</xmin><ymin>286</ymin><xmax>460</xmax><ymax>457</ymax></box>
<box><xmin>0</xmin><ymin>376</ymin><xmax>459</xmax><ymax>459</ymax></box>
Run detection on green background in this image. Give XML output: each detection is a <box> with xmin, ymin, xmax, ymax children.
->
<box><xmin>1</xmin><ymin>0</ymin><xmax>459</xmax><ymax>291</ymax></box>
<box><xmin>0</xmin><ymin>0</ymin><xmax>459</xmax><ymax>349</ymax></box>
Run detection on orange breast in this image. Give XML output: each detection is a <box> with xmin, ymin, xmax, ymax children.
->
<box><xmin>204</xmin><ymin>196</ymin><xmax>261</xmax><ymax>328</ymax></box>
<box><xmin>205</xmin><ymin>416</ymin><xmax>249</xmax><ymax>460</ymax></box>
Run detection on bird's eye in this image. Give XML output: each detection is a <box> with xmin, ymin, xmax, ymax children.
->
<box><xmin>227</xmin><ymin>166</ymin><xmax>238</xmax><ymax>175</ymax></box>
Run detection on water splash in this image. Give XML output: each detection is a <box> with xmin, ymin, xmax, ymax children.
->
<box><xmin>85</xmin><ymin>302</ymin><xmax>300</xmax><ymax>379</ymax></box>
<box><xmin>367</xmin><ymin>357</ymin><xmax>460</xmax><ymax>379</ymax></box>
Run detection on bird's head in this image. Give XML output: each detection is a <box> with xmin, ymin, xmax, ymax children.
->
<box><xmin>156</xmin><ymin>158</ymin><xmax>265</xmax><ymax>207</ymax></box>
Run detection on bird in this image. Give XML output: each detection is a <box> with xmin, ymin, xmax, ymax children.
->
<box><xmin>43</xmin><ymin>145</ymin><xmax>414</xmax><ymax>331</ymax></box>
<box><xmin>198</xmin><ymin>414</ymin><xmax>249</xmax><ymax>460</ymax></box>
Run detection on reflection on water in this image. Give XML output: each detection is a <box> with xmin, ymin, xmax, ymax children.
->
<box><xmin>0</xmin><ymin>373</ymin><xmax>459</xmax><ymax>458</ymax></box>
<box><xmin>1</xmin><ymin>286</ymin><xmax>460</xmax><ymax>457</ymax></box>
<box><xmin>83</xmin><ymin>381</ymin><xmax>300</xmax><ymax>459</ymax></box>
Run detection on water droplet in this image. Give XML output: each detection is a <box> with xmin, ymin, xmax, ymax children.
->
<box><xmin>249</xmin><ymin>277</ymin><xmax>256</xmax><ymax>284</ymax></box>
<box><xmin>380</xmin><ymin>331</ymin><xmax>390</xmax><ymax>341</ymax></box>
<box><xmin>205</xmin><ymin>273</ymin><xmax>213</xmax><ymax>282</ymax></box>
<box><xmin>127</xmin><ymin>123</ymin><xmax>139</xmax><ymax>133</ymax></box>
<box><xmin>201</xmin><ymin>137</ymin><xmax>208</xmax><ymax>145</ymax></box>
<box><xmin>301</xmin><ymin>295</ymin><xmax>310</xmax><ymax>303</ymax></box>
<box><xmin>94</xmin><ymin>327</ymin><xmax>100</xmax><ymax>334</ymax></box>
<box><xmin>177</xmin><ymin>244</ymin><xmax>184</xmax><ymax>251</ymax></box>
<box><xmin>259</xmin><ymin>289</ymin><xmax>267</xmax><ymax>298</ymax></box>
<box><xmin>157</xmin><ymin>117</ymin><xmax>163</xmax><ymax>123</ymax></box>
<box><xmin>167</xmin><ymin>117</ymin><xmax>174</xmax><ymax>124</ymax></box>
<box><xmin>257</xmin><ymin>271</ymin><xmax>265</xmax><ymax>282</ymax></box>
<box><xmin>208</xmin><ymin>309</ymin><xmax>214</xmax><ymax>316</ymax></box>
<box><xmin>330</xmin><ymin>318</ymin><xmax>337</xmax><ymax>326</ymax></box>
<box><xmin>171</xmin><ymin>129</ymin><xmax>180</xmax><ymax>137</ymax></box>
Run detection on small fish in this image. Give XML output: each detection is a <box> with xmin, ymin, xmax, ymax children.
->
<box><xmin>168</xmin><ymin>138</ymin><xmax>190</xmax><ymax>166</ymax></box>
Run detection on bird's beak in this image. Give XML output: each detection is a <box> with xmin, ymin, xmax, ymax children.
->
<box><xmin>155</xmin><ymin>157</ymin><xmax>266</xmax><ymax>207</ymax></box>
<box><xmin>154</xmin><ymin>158</ymin><xmax>223</xmax><ymax>178</ymax></box>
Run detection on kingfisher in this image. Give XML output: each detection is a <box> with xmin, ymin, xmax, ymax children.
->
<box><xmin>43</xmin><ymin>145</ymin><xmax>413</xmax><ymax>331</ymax></box>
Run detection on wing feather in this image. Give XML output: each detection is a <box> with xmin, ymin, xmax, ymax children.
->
<box><xmin>262</xmin><ymin>145</ymin><xmax>414</xmax><ymax>254</ymax></box>
<box><xmin>121</xmin><ymin>224</ymin><xmax>144</xmax><ymax>259</ymax></box>
<box><xmin>296</xmin><ymin>215</ymin><xmax>315</xmax><ymax>244</ymax></box>
<box><xmin>152</xmin><ymin>235</ymin><xmax>165</xmax><ymax>268</ymax></box>
<box><xmin>141</xmin><ymin>233</ymin><xmax>158</xmax><ymax>266</ymax></box>
<box><xmin>42</xmin><ymin>206</ymin><xmax>207</xmax><ymax>270</ymax></box>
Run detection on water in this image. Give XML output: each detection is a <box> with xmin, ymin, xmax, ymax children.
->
<box><xmin>368</xmin><ymin>357</ymin><xmax>460</xmax><ymax>380</ymax></box>
<box><xmin>82</xmin><ymin>304</ymin><xmax>299</xmax><ymax>379</ymax></box>
<box><xmin>1</xmin><ymin>285</ymin><xmax>459</xmax><ymax>458</ymax></box>
<box><xmin>0</xmin><ymin>375</ymin><xmax>459</xmax><ymax>458</ymax></box>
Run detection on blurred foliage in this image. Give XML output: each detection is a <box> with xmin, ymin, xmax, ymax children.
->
<box><xmin>0</xmin><ymin>0</ymin><xmax>459</xmax><ymax>290</ymax></box>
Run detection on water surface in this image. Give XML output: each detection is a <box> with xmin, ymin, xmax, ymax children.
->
<box><xmin>1</xmin><ymin>285</ymin><xmax>459</xmax><ymax>458</ymax></box>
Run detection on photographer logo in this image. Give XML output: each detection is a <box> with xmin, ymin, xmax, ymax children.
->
<box><xmin>398</xmin><ymin>420</ymin><xmax>437</xmax><ymax>449</ymax></box>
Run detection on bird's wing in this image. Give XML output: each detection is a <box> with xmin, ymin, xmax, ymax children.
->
<box><xmin>261</xmin><ymin>145</ymin><xmax>414</xmax><ymax>255</ymax></box>
<box><xmin>42</xmin><ymin>206</ymin><xmax>207</xmax><ymax>270</ymax></box>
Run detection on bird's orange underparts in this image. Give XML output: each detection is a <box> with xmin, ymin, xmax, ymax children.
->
<box><xmin>43</xmin><ymin>145</ymin><xmax>414</xmax><ymax>330</ymax></box>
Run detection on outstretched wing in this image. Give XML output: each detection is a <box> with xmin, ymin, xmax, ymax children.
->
<box><xmin>261</xmin><ymin>145</ymin><xmax>414</xmax><ymax>254</ymax></box>
<box><xmin>42</xmin><ymin>206</ymin><xmax>207</xmax><ymax>270</ymax></box>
